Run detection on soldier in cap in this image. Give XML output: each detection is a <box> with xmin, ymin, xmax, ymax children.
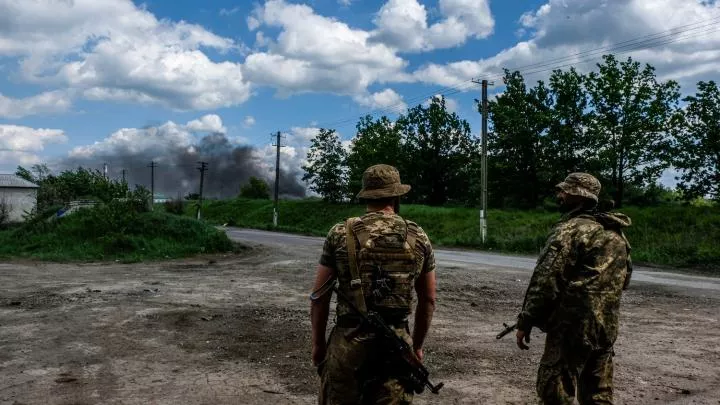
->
<box><xmin>516</xmin><ymin>173</ymin><xmax>633</xmax><ymax>404</ymax></box>
<box><xmin>309</xmin><ymin>164</ymin><xmax>437</xmax><ymax>404</ymax></box>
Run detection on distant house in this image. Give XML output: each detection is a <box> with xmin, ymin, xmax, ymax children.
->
<box><xmin>153</xmin><ymin>193</ymin><xmax>171</xmax><ymax>203</ymax></box>
<box><xmin>0</xmin><ymin>174</ymin><xmax>39</xmax><ymax>223</ymax></box>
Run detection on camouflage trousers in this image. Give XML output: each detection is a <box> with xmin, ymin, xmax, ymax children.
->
<box><xmin>536</xmin><ymin>333</ymin><xmax>615</xmax><ymax>405</ymax></box>
<box><xmin>317</xmin><ymin>325</ymin><xmax>414</xmax><ymax>405</ymax></box>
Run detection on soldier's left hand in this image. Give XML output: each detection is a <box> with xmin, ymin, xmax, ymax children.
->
<box><xmin>516</xmin><ymin>329</ymin><xmax>530</xmax><ymax>350</ymax></box>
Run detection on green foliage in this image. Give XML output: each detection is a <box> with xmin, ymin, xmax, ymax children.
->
<box><xmin>345</xmin><ymin>115</ymin><xmax>404</xmax><ymax>201</ymax></box>
<box><xmin>163</xmin><ymin>199</ymin><xmax>186</xmax><ymax>215</ymax></box>
<box><xmin>0</xmin><ymin>200</ymin><xmax>234</xmax><ymax>262</ymax></box>
<box><xmin>487</xmin><ymin>70</ymin><xmax>553</xmax><ymax>208</ymax></box>
<box><xmin>239</xmin><ymin>176</ymin><xmax>271</xmax><ymax>199</ymax></box>
<box><xmin>302</xmin><ymin>128</ymin><xmax>348</xmax><ymax>203</ymax></box>
<box><xmin>586</xmin><ymin>55</ymin><xmax>682</xmax><ymax>206</ymax></box>
<box><xmin>15</xmin><ymin>164</ymin><xmax>130</xmax><ymax>211</ymax></box>
<box><xmin>397</xmin><ymin>95</ymin><xmax>478</xmax><ymax>206</ymax></box>
<box><xmin>0</xmin><ymin>198</ymin><xmax>11</xmax><ymax>226</ymax></box>
<box><xmin>674</xmin><ymin>80</ymin><xmax>720</xmax><ymax>202</ymax></box>
<box><xmin>193</xmin><ymin>198</ymin><xmax>720</xmax><ymax>271</ymax></box>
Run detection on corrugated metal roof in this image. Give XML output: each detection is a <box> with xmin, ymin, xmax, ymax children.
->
<box><xmin>0</xmin><ymin>174</ymin><xmax>39</xmax><ymax>188</ymax></box>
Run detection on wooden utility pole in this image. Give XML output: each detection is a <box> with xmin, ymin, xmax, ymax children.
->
<box><xmin>472</xmin><ymin>78</ymin><xmax>493</xmax><ymax>244</ymax></box>
<box><xmin>121</xmin><ymin>169</ymin><xmax>127</xmax><ymax>183</ymax></box>
<box><xmin>196</xmin><ymin>161</ymin><xmax>208</xmax><ymax>220</ymax></box>
<box><xmin>271</xmin><ymin>131</ymin><xmax>285</xmax><ymax>227</ymax></box>
<box><xmin>148</xmin><ymin>161</ymin><xmax>157</xmax><ymax>211</ymax></box>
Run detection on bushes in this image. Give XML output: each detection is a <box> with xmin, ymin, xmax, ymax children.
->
<box><xmin>0</xmin><ymin>199</ymin><xmax>235</xmax><ymax>262</ymax></box>
<box><xmin>193</xmin><ymin>198</ymin><xmax>720</xmax><ymax>271</ymax></box>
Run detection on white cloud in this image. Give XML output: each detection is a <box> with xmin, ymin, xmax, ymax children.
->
<box><xmin>338</xmin><ymin>0</ymin><xmax>353</xmax><ymax>6</ymax></box>
<box><xmin>0</xmin><ymin>124</ymin><xmax>68</xmax><ymax>167</ymax></box>
<box><xmin>243</xmin><ymin>116</ymin><xmax>256</xmax><ymax>128</ymax></box>
<box><xmin>0</xmin><ymin>125</ymin><xmax>67</xmax><ymax>152</ymax></box>
<box><xmin>69</xmin><ymin>114</ymin><xmax>227</xmax><ymax>159</ymax></box>
<box><xmin>0</xmin><ymin>90</ymin><xmax>73</xmax><ymax>119</ymax></box>
<box><xmin>242</xmin><ymin>0</ymin><xmax>408</xmax><ymax>98</ymax></box>
<box><xmin>354</xmin><ymin>88</ymin><xmax>407</xmax><ymax>112</ymax></box>
<box><xmin>0</xmin><ymin>0</ymin><xmax>251</xmax><ymax>111</ymax></box>
<box><xmin>370</xmin><ymin>0</ymin><xmax>494</xmax><ymax>52</ymax></box>
<box><xmin>412</xmin><ymin>0</ymin><xmax>720</xmax><ymax>93</ymax></box>
<box><xmin>186</xmin><ymin>114</ymin><xmax>226</xmax><ymax>134</ymax></box>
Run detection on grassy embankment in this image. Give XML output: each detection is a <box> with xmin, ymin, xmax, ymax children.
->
<box><xmin>193</xmin><ymin>198</ymin><xmax>720</xmax><ymax>271</ymax></box>
<box><xmin>0</xmin><ymin>202</ymin><xmax>236</xmax><ymax>262</ymax></box>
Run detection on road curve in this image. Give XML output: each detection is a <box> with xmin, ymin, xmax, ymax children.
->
<box><xmin>223</xmin><ymin>227</ymin><xmax>720</xmax><ymax>293</ymax></box>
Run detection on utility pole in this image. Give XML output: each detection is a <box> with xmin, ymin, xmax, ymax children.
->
<box><xmin>103</xmin><ymin>163</ymin><xmax>108</xmax><ymax>179</ymax></box>
<box><xmin>148</xmin><ymin>161</ymin><xmax>157</xmax><ymax>211</ymax></box>
<box><xmin>271</xmin><ymin>131</ymin><xmax>286</xmax><ymax>227</ymax></box>
<box><xmin>196</xmin><ymin>161</ymin><xmax>208</xmax><ymax>220</ymax></box>
<box><xmin>121</xmin><ymin>169</ymin><xmax>127</xmax><ymax>183</ymax></box>
<box><xmin>472</xmin><ymin>78</ymin><xmax>493</xmax><ymax>244</ymax></box>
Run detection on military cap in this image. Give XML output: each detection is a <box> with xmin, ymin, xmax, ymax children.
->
<box><xmin>356</xmin><ymin>164</ymin><xmax>411</xmax><ymax>199</ymax></box>
<box><xmin>555</xmin><ymin>172</ymin><xmax>601</xmax><ymax>202</ymax></box>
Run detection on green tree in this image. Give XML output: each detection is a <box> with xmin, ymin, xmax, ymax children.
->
<box><xmin>545</xmin><ymin>68</ymin><xmax>596</xmax><ymax>184</ymax></box>
<box><xmin>239</xmin><ymin>176</ymin><xmax>271</xmax><ymax>199</ymax></box>
<box><xmin>586</xmin><ymin>54</ymin><xmax>681</xmax><ymax>206</ymax></box>
<box><xmin>674</xmin><ymin>80</ymin><xmax>720</xmax><ymax>202</ymax></box>
<box><xmin>302</xmin><ymin>128</ymin><xmax>347</xmax><ymax>203</ymax></box>
<box><xmin>396</xmin><ymin>95</ymin><xmax>478</xmax><ymax>206</ymax></box>
<box><xmin>15</xmin><ymin>165</ymin><xmax>128</xmax><ymax>211</ymax></box>
<box><xmin>345</xmin><ymin>115</ymin><xmax>404</xmax><ymax>200</ymax></box>
<box><xmin>487</xmin><ymin>70</ymin><xmax>552</xmax><ymax>208</ymax></box>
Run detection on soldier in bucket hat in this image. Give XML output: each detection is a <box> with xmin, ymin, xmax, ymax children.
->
<box><xmin>309</xmin><ymin>164</ymin><xmax>438</xmax><ymax>404</ymax></box>
<box><xmin>515</xmin><ymin>172</ymin><xmax>633</xmax><ymax>404</ymax></box>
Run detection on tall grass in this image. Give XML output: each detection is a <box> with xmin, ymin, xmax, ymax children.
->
<box><xmin>0</xmin><ymin>202</ymin><xmax>236</xmax><ymax>262</ymax></box>
<box><xmin>195</xmin><ymin>198</ymin><xmax>720</xmax><ymax>271</ymax></box>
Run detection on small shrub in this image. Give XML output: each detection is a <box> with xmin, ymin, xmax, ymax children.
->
<box><xmin>164</xmin><ymin>199</ymin><xmax>185</xmax><ymax>215</ymax></box>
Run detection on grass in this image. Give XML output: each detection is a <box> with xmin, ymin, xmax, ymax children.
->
<box><xmin>0</xmin><ymin>201</ymin><xmax>237</xmax><ymax>262</ymax></box>
<box><xmin>192</xmin><ymin>198</ymin><xmax>720</xmax><ymax>272</ymax></box>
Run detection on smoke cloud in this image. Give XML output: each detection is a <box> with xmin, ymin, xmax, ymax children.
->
<box><xmin>61</xmin><ymin>115</ymin><xmax>306</xmax><ymax>200</ymax></box>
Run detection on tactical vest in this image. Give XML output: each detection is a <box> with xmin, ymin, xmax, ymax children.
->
<box><xmin>335</xmin><ymin>215</ymin><xmax>422</xmax><ymax>322</ymax></box>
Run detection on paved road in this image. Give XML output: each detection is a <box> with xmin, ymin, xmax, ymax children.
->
<box><xmin>224</xmin><ymin>227</ymin><xmax>720</xmax><ymax>293</ymax></box>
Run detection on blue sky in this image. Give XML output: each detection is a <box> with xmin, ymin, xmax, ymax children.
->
<box><xmin>1</xmin><ymin>0</ymin><xmax>719</xmax><ymax>193</ymax></box>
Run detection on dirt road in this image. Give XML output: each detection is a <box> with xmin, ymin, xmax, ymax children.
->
<box><xmin>1</xmin><ymin>239</ymin><xmax>719</xmax><ymax>404</ymax></box>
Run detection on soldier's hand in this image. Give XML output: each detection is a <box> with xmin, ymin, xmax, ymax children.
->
<box><xmin>516</xmin><ymin>329</ymin><xmax>530</xmax><ymax>350</ymax></box>
<box><xmin>414</xmin><ymin>347</ymin><xmax>424</xmax><ymax>362</ymax></box>
<box><xmin>312</xmin><ymin>344</ymin><xmax>327</xmax><ymax>367</ymax></box>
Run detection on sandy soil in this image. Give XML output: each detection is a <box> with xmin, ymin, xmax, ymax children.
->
<box><xmin>0</xmin><ymin>244</ymin><xmax>718</xmax><ymax>405</ymax></box>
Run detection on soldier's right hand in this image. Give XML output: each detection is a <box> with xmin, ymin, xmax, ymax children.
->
<box><xmin>414</xmin><ymin>347</ymin><xmax>424</xmax><ymax>362</ymax></box>
<box><xmin>312</xmin><ymin>343</ymin><xmax>327</xmax><ymax>366</ymax></box>
<box><xmin>516</xmin><ymin>329</ymin><xmax>530</xmax><ymax>350</ymax></box>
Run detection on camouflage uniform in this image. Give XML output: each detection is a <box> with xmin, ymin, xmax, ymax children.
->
<box><xmin>316</xmin><ymin>165</ymin><xmax>436</xmax><ymax>405</ymax></box>
<box><xmin>517</xmin><ymin>173</ymin><xmax>632</xmax><ymax>405</ymax></box>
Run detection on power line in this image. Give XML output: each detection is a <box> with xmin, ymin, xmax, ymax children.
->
<box><xmin>284</xmin><ymin>15</ymin><xmax>720</xmax><ymax>133</ymax></box>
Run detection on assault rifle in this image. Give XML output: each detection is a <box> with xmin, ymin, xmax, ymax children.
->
<box><xmin>496</xmin><ymin>322</ymin><xmax>517</xmax><ymax>339</ymax></box>
<box><xmin>310</xmin><ymin>278</ymin><xmax>444</xmax><ymax>395</ymax></box>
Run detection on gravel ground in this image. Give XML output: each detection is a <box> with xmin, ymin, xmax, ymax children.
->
<box><xmin>0</xmin><ymin>244</ymin><xmax>718</xmax><ymax>405</ymax></box>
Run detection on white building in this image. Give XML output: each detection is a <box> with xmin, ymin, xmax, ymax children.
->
<box><xmin>0</xmin><ymin>174</ymin><xmax>39</xmax><ymax>223</ymax></box>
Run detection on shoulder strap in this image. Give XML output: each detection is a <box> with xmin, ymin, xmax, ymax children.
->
<box><xmin>345</xmin><ymin>218</ymin><xmax>368</xmax><ymax>314</ymax></box>
<box><xmin>351</xmin><ymin>219</ymin><xmax>371</xmax><ymax>249</ymax></box>
<box><xmin>404</xmin><ymin>220</ymin><xmax>419</xmax><ymax>254</ymax></box>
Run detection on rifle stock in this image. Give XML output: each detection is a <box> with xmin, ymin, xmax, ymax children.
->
<box><xmin>496</xmin><ymin>322</ymin><xmax>517</xmax><ymax>340</ymax></box>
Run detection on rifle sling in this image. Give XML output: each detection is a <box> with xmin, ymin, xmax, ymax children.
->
<box><xmin>346</xmin><ymin>218</ymin><xmax>368</xmax><ymax>314</ymax></box>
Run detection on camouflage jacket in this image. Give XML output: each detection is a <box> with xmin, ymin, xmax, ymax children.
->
<box><xmin>517</xmin><ymin>208</ymin><xmax>632</xmax><ymax>349</ymax></box>
<box><xmin>320</xmin><ymin>210</ymin><xmax>436</xmax><ymax>320</ymax></box>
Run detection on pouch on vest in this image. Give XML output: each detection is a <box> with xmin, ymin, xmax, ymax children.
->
<box><xmin>346</xmin><ymin>217</ymin><xmax>421</xmax><ymax>316</ymax></box>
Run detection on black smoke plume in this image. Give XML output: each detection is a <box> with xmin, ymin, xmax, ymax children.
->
<box><xmin>60</xmin><ymin>132</ymin><xmax>306</xmax><ymax>200</ymax></box>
